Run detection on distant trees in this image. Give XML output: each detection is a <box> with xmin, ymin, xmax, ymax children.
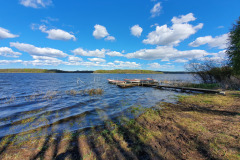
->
<box><xmin>227</xmin><ymin>17</ymin><xmax>240</xmax><ymax>74</ymax></box>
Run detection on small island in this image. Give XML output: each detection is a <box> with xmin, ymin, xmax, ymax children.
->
<box><xmin>94</xmin><ymin>69</ymin><xmax>163</xmax><ymax>74</ymax></box>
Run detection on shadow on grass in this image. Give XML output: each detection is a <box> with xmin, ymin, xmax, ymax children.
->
<box><xmin>1</xmin><ymin>101</ymin><xmax>239</xmax><ymax>160</ymax></box>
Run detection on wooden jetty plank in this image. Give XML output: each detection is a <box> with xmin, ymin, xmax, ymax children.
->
<box><xmin>157</xmin><ymin>85</ymin><xmax>225</xmax><ymax>94</ymax></box>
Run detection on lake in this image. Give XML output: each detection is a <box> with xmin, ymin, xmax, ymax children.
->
<box><xmin>0</xmin><ymin>73</ymin><xmax>194</xmax><ymax>138</ymax></box>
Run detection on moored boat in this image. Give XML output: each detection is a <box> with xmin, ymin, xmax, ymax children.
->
<box><xmin>107</xmin><ymin>79</ymin><xmax>126</xmax><ymax>84</ymax></box>
<box><xmin>146</xmin><ymin>78</ymin><xmax>158</xmax><ymax>83</ymax></box>
<box><xmin>123</xmin><ymin>79</ymin><xmax>141</xmax><ymax>83</ymax></box>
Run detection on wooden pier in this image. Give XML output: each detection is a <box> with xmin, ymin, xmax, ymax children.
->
<box><xmin>157</xmin><ymin>85</ymin><xmax>225</xmax><ymax>95</ymax></box>
<box><xmin>116</xmin><ymin>82</ymin><xmax>225</xmax><ymax>95</ymax></box>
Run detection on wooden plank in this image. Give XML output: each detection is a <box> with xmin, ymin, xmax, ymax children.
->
<box><xmin>157</xmin><ymin>85</ymin><xmax>225</xmax><ymax>94</ymax></box>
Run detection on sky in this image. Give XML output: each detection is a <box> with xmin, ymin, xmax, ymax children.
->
<box><xmin>0</xmin><ymin>0</ymin><xmax>239</xmax><ymax>71</ymax></box>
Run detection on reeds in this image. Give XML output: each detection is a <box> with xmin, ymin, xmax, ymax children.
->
<box><xmin>65</xmin><ymin>88</ymin><xmax>104</xmax><ymax>96</ymax></box>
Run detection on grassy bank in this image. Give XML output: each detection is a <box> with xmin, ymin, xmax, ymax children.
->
<box><xmin>0</xmin><ymin>92</ymin><xmax>239</xmax><ymax>159</ymax></box>
<box><xmin>94</xmin><ymin>69</ymin><xmax>163</xmax><ymax>74</ymax></box>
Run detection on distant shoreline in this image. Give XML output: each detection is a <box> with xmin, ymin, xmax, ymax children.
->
<box><xmin>0</xmin><ymin>69</ymin><xmax>192</xmax><ymax>74</ymax></box>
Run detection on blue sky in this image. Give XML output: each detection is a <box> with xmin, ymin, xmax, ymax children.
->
<box><xmin>0</xmin><ymin>0</ymin><xmax>239</xmax><ymax>71</ymax></box>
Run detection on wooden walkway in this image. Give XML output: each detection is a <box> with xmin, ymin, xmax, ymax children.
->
<box><xmin>157</xmin><ymin>85</ymin><xmax>225</xmax><ymax>94</ymax></box>
<box><xmin>116</xmin><ymin>82</ymin><xmax>225</xmax><ymax>95</ymax></box>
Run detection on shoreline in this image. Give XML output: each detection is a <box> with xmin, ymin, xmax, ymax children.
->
<box><xmin>0</xmin><ymin>91</ymin><xmax>239</xmax><ymax>159</ymax></box>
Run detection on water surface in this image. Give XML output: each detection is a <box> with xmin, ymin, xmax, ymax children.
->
<box><xmin>0</xmin><ymin>73</ymin><xmax>194</xmax><ymax>137</ymax></box>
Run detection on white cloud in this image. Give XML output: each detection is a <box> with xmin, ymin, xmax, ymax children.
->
<box><xmin>171</xmin><ymin>13</ymin><xmax>196</xmax><ymax>24</ymax></box>
<box><xmin>174</xmin><ymin>59</ymin><xmax>188</xmax><ymax>63</ymax></box>
<box><xmin>106</xmin><ymin>51</ymin><xmax>123</xmax><ymax>57</ymax></box>
<box><xmin>10</xmin><ymin>42</ymin><xmax>68</xmax><ymax>57</ymax></box>
<box><xmin>72</xmin><ymin>48</ymin><xmax>106</xmax><ymax>58</ymax></box>
<box><xmin>150</xmin><ymin>2</ymin><xmax>162</xmax><ymax>18</ymax></box>
<box><xmin>189</xmin><ymin>33</ymin><xmax>229</xmax><ymax>49</ymax></box>
<box><xmin>24</xmin><ymin>59</ymin><xmax>63</xmax><ymax>66</ymax></box>
<box><xmin>68</xmin><ymin>56</ymin><xmax>83</xmax><ymax>62</ymax></box>
<box><xmin>143</xmin><ymin>13</ymin><xmax>203</xmax><ymax>46</ymax></box>
<box><xmin>0</xmin><ymin>47</ymin><xmax>22</xmax><ymax>58</ymax></box>
<box><xmin>218</xmin><ymin>26</ymin><xmax>224</xmax><ymax>29</ymax></box>
<box><xmin>111</xmin><ymin>61</ymin><xmax>141</xmax><ymax>68</ymax></box>
<box><xmin>19</xmin><ymin>0</ymin><xmax>52</xmax><ymax>8</ymax></box>
<box><xmin>0</xmin><ymin>60</ymin><xmax>23</xmax><ymax>65</ymax></box>
<box><xmin>93</xmin><ymin>24</ymin><xmax>109</xmax><ymax>39</ymax></box>
<box><xmin>131</xmin><ymin>25</ymin><xmax>143</xmax><ymax>37</ymax></box>
<box><xmin>72</xmin><ymin>48</ymin><xmax>124</xmax><ymax>58</ymax></box>
<box><xmin>125</xmin><ymin>46</ymin><xmax>210</xmax><ymax>60</ymax></box>
<box><xmin>148</xmin><ymin>63</ymin><xmax>174</xmax><ymax>69</ymax></box>
<box><xmin>208</xmin><ymin>50</ymin><xmax>227</xmax><ymax>61</ymax></box>
<box><xmin>23</xmin><ymin>55</ymin><xmax>64</xmax><ymax>66</ymax></box>
<box><xmin>88</xmin><ymin>58</ymin><xmax>106</xmax><ymax>63</ymax></box>
<box><xmin>39</xmin><ymin>25</ymin><xmax>76</xmax><ymax>41</ymax></box>
<box><xmin>105</xmin><ymin>36</ymin><xmax>116</xmax><ymax>41</ymax></box>
<box><xmin>0</xmin><ymin>27</ymin><xmax>19</xmax><ymax>39</ymax></box>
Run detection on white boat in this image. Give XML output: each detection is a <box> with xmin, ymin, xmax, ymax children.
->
<box><xmin>107</xmin><ymin>79</ymin><xmax>126</xmax><ymax>84</ymax></box>
<box><xmin>123</xmin><ymin>79</ymin><xmax>141</xmax><ymax>83</ymax></box>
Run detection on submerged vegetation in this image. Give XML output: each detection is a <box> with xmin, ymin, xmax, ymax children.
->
<box><xmin>0</xmin><ymin>91</ymin><xmax>239</xmax><ymax>159</ymax></box>
<box><xmin>1</xmin><ymin>88</ymin><xmax>104</xmax><ymax>105</ymax></box>
<box><xmin>94</xmin><ymin>69</ymin><xmax>163</xmax><ymax>74</ymax></box>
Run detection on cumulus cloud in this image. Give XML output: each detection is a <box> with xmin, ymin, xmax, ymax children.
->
<box><xmin>150</xmin><ymin>2</ymin><xmax>162</xmax><ymax>18</ymax></box>
<box><xmin>208</xmin><ymin>50</ymin><xmax>227</xmax><ymax>61</ymax></box>
<box><xmin>125</xmin><ymin>46</ymin><xmax>210</xmax><ymax>61</ymax></box>
<box><xmin>72</xmin><ymin>48</ymin><xmax>106</xmax><ymax>58</ymax></box>
<box><xmin>19</xmin><ymin>0</ymin><xmax>52</xmax><ymax>8</ymax></box>
<box><xmin>0</xmin><ymin>27</ymin><xmax>19</xmax><ymax>39</ymax></box>
<box><xmin>111</xmin><ymin>61</ymin><xmax>141</xmax><ymax>68</ymax></box>
<box><xmin>171</xmin><ymin>13</ymin><xmax>196</xmax><ymax>24</ymax></box>
<box><xmin>189</xmin><ymin>33</ymin><xmax>229</xmax><ymax>49</ymax></box>
<box><xmin>105</xmin><ymin>36</ymin><xmax>116</xmax><ymax>41</ymax></box>
<box><xmin>93</xmin><ymin>24</ymin><xmax>116</xmax><ymax>41</ymax></box>
<box><xmin>72</xmin><ymin>48</ymin><xmax>124</xmax><ymax>58</ymax></box>
<box><xmin>10</xmin><ymin>42</ymin><xmax>68</xmax><ymax>57</ymax></box>
<box><xmin>93</xmin><ymin>24</ymin><xmax>109</xmax><ymax>39</ymax></box>
<box><xmin>148</xmin><ymin>63</ymin><xmax>174</xmax><ymax>69</ymax></box>
<box><xmin>143</xmin><ymin>13</ymin><xmax>203</xmax><ymax>46</ymax></box>
<box><xmin>174</xmin><ymin>59</ymin><xmax>188</xmax><ymax>63</ymax></box>
<box><xmin>88</xmin><ymin>58</ymin><xmax>106</xmax><ymax>63</ymax></box>
<box><xmin>68</xmin><ymin>56</ymin><xmax>83</xmax><ymax>62</ymax></box>
<box><xmin>0</xmin><ymin>60</ymin><xmax>23</xmax><ymax>65</ymax></box>
<box><xmin>38</xmin><ymin>25</ymin><xmax>76</xmax><ymax>41</ymax></box>
<box><xmin>21</xmin><ymin>55</ymin><xmax>64</xmax><ymax>66</ymax></box>
<box><xmin>106</xmin><ymin>51</ymin><xmax>123</xmax><ymax>57</ymax></box>
<box><xmin>130</xmin><ymin>25</ymin><xmax>143</xmax><ymax>37</ymax></box>
<box><xmin>24</xmin><ymin>59</ymin><xmax>63</xmax><ymax>66</ymax></box>
<box><xmin>0</xmin><ymin>47</ymin><xmax>22</xmax><ymax>58</ymax></box>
